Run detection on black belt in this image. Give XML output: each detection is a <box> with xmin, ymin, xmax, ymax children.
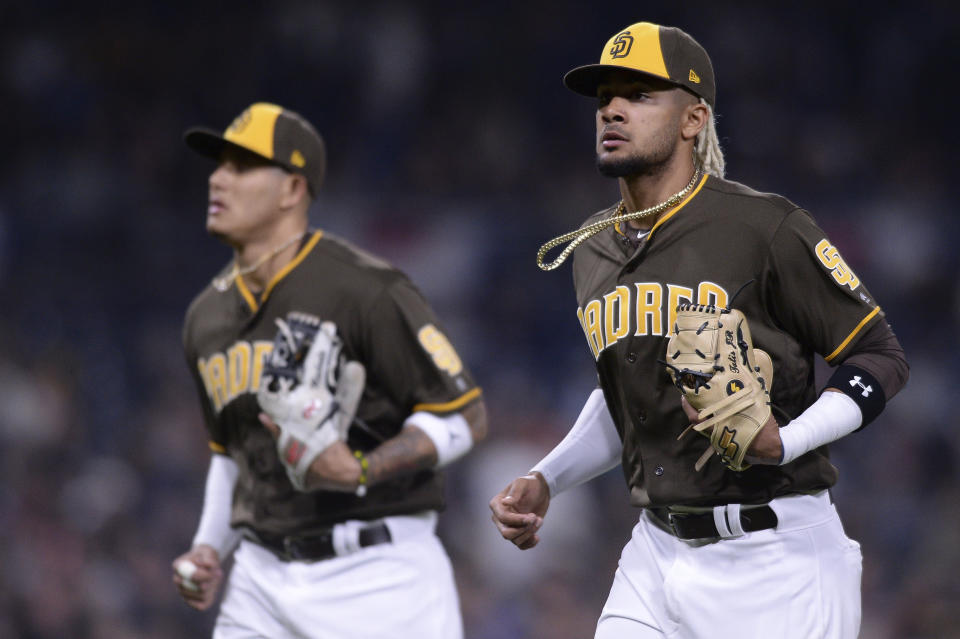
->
<box><xmin>649</xmin><ymin>505</ymin><xmax>778</xmax><ymax>540</ymax></box>
<box><xmin>245</xmin><ymin>523</ymin><xmax>392</xmax><ymax>561</ymax></box>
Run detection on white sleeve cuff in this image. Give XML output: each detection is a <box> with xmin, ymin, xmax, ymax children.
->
<box><xmin>404</xmin><ymin>411</ymin><xmax>473</xmax><ymax>468</ymax></box>
<box><xmin>192</xmin><ymin>454</ymin><xmax>242</xmax><ymax>559</ymax></box>
<box><xmin>779</xmin><ymin>391</ymin><xmax>862</xmax><ymax>465</ymax></box>
<box><xmin>530</xmin><ymin>389</ymin><xmax>622</xmax><ymax>497</ymax></box>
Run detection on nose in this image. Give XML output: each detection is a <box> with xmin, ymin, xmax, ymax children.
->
<box><xmin>209</xmin><ymin>163</ymin><xmax>228</xmax><ymax>190</ymax></box>
<box><xmin>600</xmin><ymin>97</ymin><xmax>628</xmax><ymax>124</ymax></box>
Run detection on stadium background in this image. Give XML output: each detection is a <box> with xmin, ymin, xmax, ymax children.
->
<box><xmin>1</xmin><ymin>2</ymin><xmax>956</xmax><ymax>637</ymax></box>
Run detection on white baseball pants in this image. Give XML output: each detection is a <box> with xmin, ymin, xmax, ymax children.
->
<box><xmin>596</xmin><ymin>490</ymin><xmax>862</xmax><ymax>639</ymax></box>
<box><xmin>213</xmin><ymin>511</ymin><xmax>462</xmax><ymax>639</ymax></box>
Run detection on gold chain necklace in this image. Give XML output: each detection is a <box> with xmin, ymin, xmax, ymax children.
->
<box><xmin>536</xmin><ymin>167</ymin><xmax>702</xmax><ymax>271</ymax></box>
<box><xmin>212</xmin><ymin>230</ymin><xmax>308</xmax><ymax>292</ymax></box>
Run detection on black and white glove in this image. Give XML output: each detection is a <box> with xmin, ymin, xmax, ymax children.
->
<box><xmin>257</xmin><ymin>312</ymin><xmax>365</xmax><ymax>490</ymax></box>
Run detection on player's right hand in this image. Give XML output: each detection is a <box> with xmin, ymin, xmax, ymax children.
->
<box><xmin>172</xmin><ymin>544</ymin><xmax>223</xmax><ymax>611</ymax></box>
<box><xmin>489</xmin><ymin>472</ymin><xmax>550</xmax><ymax>550</ymax></box>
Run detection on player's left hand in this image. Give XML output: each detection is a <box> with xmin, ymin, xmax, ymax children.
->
<box><xmin>680</xmin><ymin>396</ymin><xmax>782</xmax><ymax>465</ymax></box>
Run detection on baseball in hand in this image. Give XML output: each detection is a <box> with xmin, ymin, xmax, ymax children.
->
<box><xmin>176</xmin><ymin>560</ymin><xmax>200</xmax><ymax>591</ymax></box>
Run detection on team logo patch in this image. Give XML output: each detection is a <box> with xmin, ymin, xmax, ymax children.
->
<box><xmin>417</xmin><ymin>324</ymin><xmax>464</xmax><ymax>376</ymax></box>
<box><xmin>609</xmin><ymin>31</ymin><xmax>634</xmax><ymax>59</ymax></box>
<box><xmin>726</xmin><ymin>379</ymin><xmax>744</xmax><ymax>395</ymax></box>
<box><xmin>814</xmin><ymin>239</ymin><xmax>860</xmax><ymax>291</ymax></box>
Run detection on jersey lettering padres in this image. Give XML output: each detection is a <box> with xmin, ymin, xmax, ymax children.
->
<box><xmin>572</xmin><ymin>175</ymin><xmax>882</xmax><ymax>508</ymax></box>
<box><xmin>183</xmin><ymin>230</ymin><xmax>480</xmax><ymax>536</ymax></box>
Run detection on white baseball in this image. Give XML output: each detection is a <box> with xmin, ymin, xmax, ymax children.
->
<box><xmin>176</xmin><ymin>560</ymin><xmax>200</xmax><ymax>591</ymax></box>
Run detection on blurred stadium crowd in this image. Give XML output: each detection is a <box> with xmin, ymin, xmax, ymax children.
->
<box><xmin>0</xmin><ymin>2</ymin><xmax>957</xmax><ymax>638</ymax></box>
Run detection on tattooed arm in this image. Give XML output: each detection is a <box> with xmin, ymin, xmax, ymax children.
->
<box><xmin>279</xmin><ymin>399</ymin><xmax>488</xmax><ymax>492</ymax></box>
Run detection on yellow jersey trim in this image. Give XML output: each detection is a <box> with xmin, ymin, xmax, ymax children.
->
<box><xmin>648</xmin><ymin>173</ymin><xmax>709</xmax><ymax>240</ymax></box>
<box><xmin>209</xmin><ymin>441</ymin><xmax>226</xmax><ymax>454</ymax></box>
<box><xmin>412</xmin><ymin>387</ymin><xmax>482</xmax><ymax>413</ymax></box>
<box><xmin>261</xmin><ymin>231</ymin><xmax>323</xmax><ymax>303</ymax></box>
<box><xmin>235</xmin><ymin>231</ymin><xmax>324</xmax><ymax>313</ymax></box>
<box><xmin>236</xmin><ymin>275</ymin><xmax>258</xmax><ymax>312</ymax></box>
<box><xmin>824</xmin><ymin>306</ymin><xmax>881</xmax><ymax>363</ymax></box>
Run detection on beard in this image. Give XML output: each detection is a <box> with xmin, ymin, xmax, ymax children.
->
<box><xmin>596</xmin><ymin>122</ymin><xmax>678</xmax><ymax>178</ymax></box>
<box><xmin>596</xmin><ymin>143</ymin><xmax>675</xmax><ymax>178</ymax></box>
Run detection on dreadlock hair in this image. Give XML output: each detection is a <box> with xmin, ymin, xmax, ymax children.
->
<box><xmin>694</xmin><ymin>99</ymin><xmax>725</xmax><ymax>178</ymax></box>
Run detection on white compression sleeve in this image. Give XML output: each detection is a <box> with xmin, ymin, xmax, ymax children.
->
<box><xmin>404</xmin><ymin>411</ymin><xmax>473</xmax><ymax>468</ymax></box>
<box><xmin>530</xmin><ymin>389</ymin><xmax>622</xmax><ymax>497</ymax></box>
<box><xmin>192</xmin><ymin>454</ymin><xmax>242</xmax><ymax>559</ymax></box>
<box><xmin>779</xmin><ymin>391</ymin><xmax>862</xmax><ymax>465</ymax></box>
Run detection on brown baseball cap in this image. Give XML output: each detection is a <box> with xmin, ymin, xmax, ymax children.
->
<box><xmin>184</xmin><ymin>102</ymin><xmax>326</xmax><ymax>196</ymax></box>
<box><xmin>564</xmin><ymin>22</ymin><xmax>716</xmax><ymax>107</ymax></box>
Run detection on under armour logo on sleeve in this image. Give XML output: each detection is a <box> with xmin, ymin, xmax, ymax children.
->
<box><xmin>829</xmin><ymin>365</ymin><xmax>885</xmax><ymax>429</ymax></box>
<box><xmin>849</xmin><ymin>376</ymin><xmax>873</xmax><ymax>397</ymax></box>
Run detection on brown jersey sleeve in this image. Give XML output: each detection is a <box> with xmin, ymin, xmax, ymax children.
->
<box><xmin>762</xmin><ymin>209</ymin><xmax>883</xmax><ymax>363</ymax></box>
<box><xmin>360</xmin><ymin>278</ymin><xmax>480</xmax><ymax>415</ymax></box>
<box><xmin>836</xmin><ymin>318</ymin><xmax>909</xmax><ymax>401</ymax></box>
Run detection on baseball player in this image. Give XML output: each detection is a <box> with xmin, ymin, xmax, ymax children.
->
<box><xmin>489</xmin><ymin>22</ymin><xmax>908</xmax><ymax>639</ymax></box>
<box><xmin>171</xmin><ymin>102</ymin><xmax>486</xmax><ymax>639</ymax></box>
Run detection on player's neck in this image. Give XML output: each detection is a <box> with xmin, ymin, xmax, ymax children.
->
<box><xmin>619</xmin><ymin>159</ymin><xmax>698</xmax><ymax>231</ymax></box>
<box><xmin>234</xmin><ymin>224</ymin><xmax>309</xmax><ymax>292</ymax></box>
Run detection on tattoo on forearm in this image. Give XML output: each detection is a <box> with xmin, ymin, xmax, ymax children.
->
<box><xmin>367</xmin><ymin>427</ymin><xmax>438</xmax><ymax>485</ymax></box>
<box><xmin>462</xmin><ymin>400</ymin><xmax>488</xmax><ymax>443</ymax></box>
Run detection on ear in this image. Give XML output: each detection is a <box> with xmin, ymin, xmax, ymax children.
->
<box><xmin>279</xmin><ymin>173</ymin><xmax>310</xmax><ymax>209</ymax></box>
<box><xmin>680</xmin><ymin>100</ymin><xmax>709</xmax><ymax>142</ymax></box>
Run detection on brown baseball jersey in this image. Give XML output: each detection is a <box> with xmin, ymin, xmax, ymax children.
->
<box><xmin>571</xmin><ymin>174</ymin><xmax>883</xmax><ymax>508</ymax></box>
<box><xmin>183</xmin><ymin>230</ymin><xmax>481</xmax><ymax>536</ymax></box>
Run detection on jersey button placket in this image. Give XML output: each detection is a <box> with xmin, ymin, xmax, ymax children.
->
<box><xmin>626</xmin><ymin>351</ymin><xmax>637</xmax><ymax>363</ymax></box>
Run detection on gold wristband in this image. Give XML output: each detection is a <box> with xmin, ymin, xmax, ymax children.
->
<box><xmin>354</xmin><ymin>450</ymin><xmax>369</xmax><ymax>497</ymax></box>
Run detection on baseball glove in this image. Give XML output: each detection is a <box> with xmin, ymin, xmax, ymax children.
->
<box><xmin>663</xmin><ymin>303</ymin><xmax>773</xmax><ymax>472</ymax></box>
<box><xmin>257</xmin><ymin>312</ymin><xmax>366</xmax><ymax>490</ymax></box>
